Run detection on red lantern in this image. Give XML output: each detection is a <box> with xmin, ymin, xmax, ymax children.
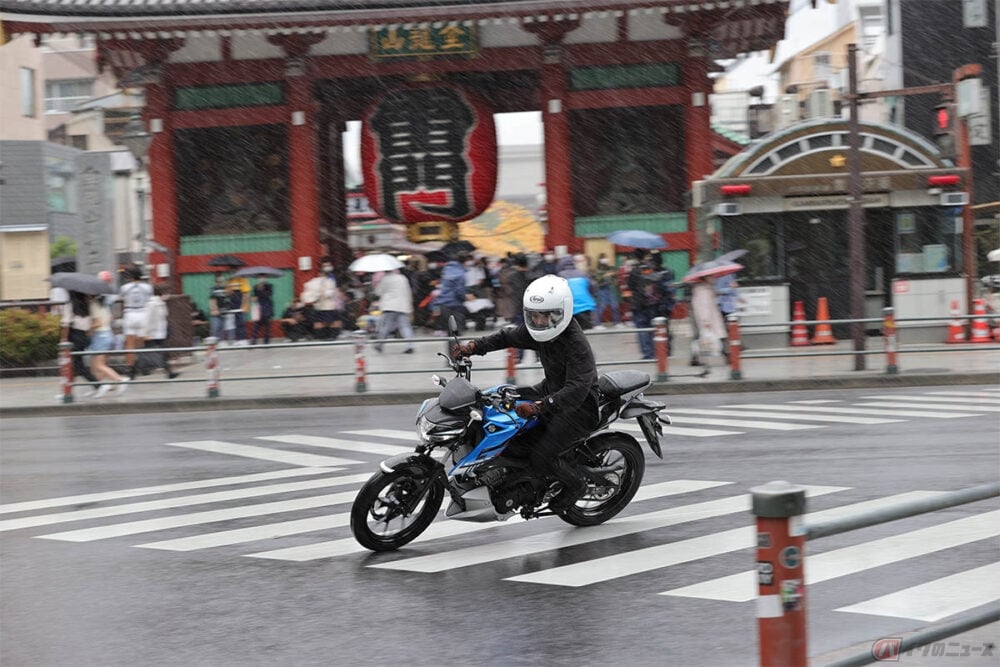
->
<box><xmin>361</xmin><ymin>85</ymin><xmax>497</xmax><ymax>224</ymax></box>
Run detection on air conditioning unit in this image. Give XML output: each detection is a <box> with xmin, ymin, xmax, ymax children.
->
<box><xmin>715</xmin><ymin>202</ymin><xmax>742</xmax><ymax>217</ymax></box>
<box><xmin>807</xmin><ymin>88</ymin><xmax>834</xmax><ymax>119</ymax></box>
<box><xmin>940</xmin><ymin>192</ymin><xmax>969</xmax><ymax>207</ymax></box>
<box><xmin>774</xmin><ymin>95</ymin><xmax>799</xmax><ymax>130</ymax></box>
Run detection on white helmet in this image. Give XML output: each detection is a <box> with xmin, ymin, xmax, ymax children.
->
<box><xmin>523</xmin><ymin>275</ymin><xmax>573</xmax><ymax>342</ymax></box>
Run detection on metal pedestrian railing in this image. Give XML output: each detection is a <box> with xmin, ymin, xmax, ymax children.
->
<box><xmin>751</xmin><ymin>480</ymin><xmax>1000</xmax><ymax>667</ymax></box>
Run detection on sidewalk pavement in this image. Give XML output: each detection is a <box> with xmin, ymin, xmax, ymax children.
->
<box><xmin>1</xmin><ymin>322</ymin><xmax>998</xmax><ymax>417</ymax></box>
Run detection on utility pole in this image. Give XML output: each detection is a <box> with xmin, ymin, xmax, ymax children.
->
<box><xmin>846</xmin><ymin>43</ymin><xmax>866</xmax><ymax>371</ymax></box>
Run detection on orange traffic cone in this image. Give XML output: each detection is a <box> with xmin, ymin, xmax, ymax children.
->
<box><xmin>811</xmin><ymin>296</ymin><xmax>836</xmax><ymax>344</ymax></box>
<box><xmin>790</xmin><ymin>300</ymin><xmax>810</xmax><ymax>346</ymax></box>
<box><xmin>970</xmin><ymin>299</ymin><xmax>992</xmax><ymax>343</ymax></box>
<box><xmin>945</xmin><ymin>300</ymin><xmax>966</xmax><ymax>343</ymax></box>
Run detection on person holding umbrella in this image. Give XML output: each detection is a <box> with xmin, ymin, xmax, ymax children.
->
<box><xmin>59</xmin><ymin>290</ymin><xmax>101</xmax><ymax>397</ymax></box>
<box><xmin>684</xmin><ymin>259</ymin><xmax>743</xmax><ymax>370</ymax></box>
<box><xmin>86</xmin><ymin>291</ymin><xmax>129</xmax><ymax>397</ymax></box>
<box><xmin>250</xmin><ymin>274</ymin><xmax>276</xmax><ymax>345</ymax></box>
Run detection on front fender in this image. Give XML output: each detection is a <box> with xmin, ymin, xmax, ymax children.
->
<box><xmin>379</xmin><ymin>452</ymin><xmax>447</xmax><ymax>480</ymax></box>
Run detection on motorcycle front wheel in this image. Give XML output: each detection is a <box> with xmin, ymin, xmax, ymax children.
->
<box><xmin>560</xmin><ymin>434</ymin><xmax>645</xmax><ymax>527</ymax></box>
<box><xmin>350</xmin><ymin>469</ymin><xmax>444</xmax><ymax>552</ymax></box>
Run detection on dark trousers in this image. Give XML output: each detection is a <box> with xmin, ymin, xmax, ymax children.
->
<box><xmin>67</xmin><ymin>328</ymin><xmax>98</xmax><ymax>386</ymax></box>
<box><xmin>251</xmin><ymin>317</ymin><xmax>272</xmax><ymax>344</ymax></box>
<box><xmin>508</xmin><ymin>389</ymin><xmax>600</xmax><ymax>487</ymax></box>
<box><xmin>137</xmin><ymin>339</ymin><xmax>171</xmax><ymax>374</ymax></box>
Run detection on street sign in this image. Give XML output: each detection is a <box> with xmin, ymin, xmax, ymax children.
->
<box><xmin>963</xmin><ymin>0</ymin><xmax>988</xmax><ymax>28</ymax></box>
<box><xmin>968</xmin><ymin>88</ymin><xmax>992</xmax><ymax>147</ymax></box>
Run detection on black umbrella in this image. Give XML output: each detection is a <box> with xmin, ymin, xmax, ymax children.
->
<box><xmin>441</xmin><ymin>240</ymin><xmax>476</xmax><ymax>258</ymax></box>
<box><xmin>51</xmin><ymin>256</ymin><xmax>77</xmax><ymax>273</ymax></box>
<box><xmin>48</xmin><ymin>272</ymin><xmax>115</xmax><ymax>295</ymax></box>
<box><xmin>425</xmin><ymin>250</ymin><xmax>448</xmax><ymax>263</ymax></box>
<box><xmin>232</xmin><ymin>266</ymin><xmax>283</xmax><ymax>278</ymax></box>
<box><xmin>208</xmin><ymin>254</ymin><xmax>246</xmax><ymax>268</ymax></box>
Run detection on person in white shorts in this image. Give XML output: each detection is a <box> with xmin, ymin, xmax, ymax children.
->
<box><xmin>119</xmin><ymin>266</ymin><xmax>153</xmax><ymax>379</ymax></box>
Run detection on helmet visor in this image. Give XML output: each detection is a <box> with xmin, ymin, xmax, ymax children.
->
<box><xmin>525</xmin><ymin>307</ymin><xmax>565</xmax><ymax>333</ymax></box>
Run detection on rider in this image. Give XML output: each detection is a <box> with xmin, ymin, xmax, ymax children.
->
<box><xmin>453</xmin><ymin>274</ymin><xmax>599</xmax><ymax>511</ymax></box>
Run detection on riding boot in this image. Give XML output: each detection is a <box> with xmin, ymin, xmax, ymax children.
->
<box><xmin>547</xmin><ymin>458</ymin><xmax>587</xmax><ymax>511</ymax></box>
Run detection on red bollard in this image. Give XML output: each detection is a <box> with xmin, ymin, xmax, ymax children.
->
<box><xmin>652</xmin><ymin>316</ymin><xmax>669</xmax><ymax>382</ymax></box>
<box><xmin>354</xmin><ymin>333</ymin><xmax>368</xmax><ymax>393</ymax></box>
<box><xmin>506</xmin><ymin>347</ymin><xmax>517</xmax><ymax>385</ymax></box>
<box><xmin>204</xmin><ymin>336</ymin><xmax>220</xmax><ymax>398</ymax></box>
<box><xmin>727</xmin><ymin>314</ymin><xmax>742</xmax><ymax>381</ymax></box>
<box><xmin>753</xmin><ymin>481</ymin><xmax>808</xmax><ymax>667</ymax></box>
<box><xmin>58</xmin><ymin>341</ymin><xmax>74</xmax><ymax>404</ymax></box>
<box><xmin>883</xmin><ymin>307</ymin><xmax>898</xmax><ymax>375</ymax></box>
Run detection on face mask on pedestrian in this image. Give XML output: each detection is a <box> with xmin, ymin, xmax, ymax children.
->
<box><xmin>322</xmin><ymin>263</ymin><xmax>334</xmax><ymax>275</ymax></box>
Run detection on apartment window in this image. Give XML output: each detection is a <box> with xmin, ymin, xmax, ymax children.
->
<box><xmin>812</xmin><ymin>52</ymin><xmax>831</xmax><ymax>86</ymax></box>
<box><xmin>859</xmin><ymin>6</ymin><xmax>884</xmax><ymax>52</ymax></box>
<box><xmin>69</xmin><ymin>135</ymin><xmax>89</xmax><ymax>151</ymax></box>
<box><xmin>20</xmin><ymin>68</ymin><xmax>36</xmax><ymax>117</ymax></box>
<box><xmin>45</xmin><ymin>79</ymin><xmax>94</xmax><ymax>113</ymax></box>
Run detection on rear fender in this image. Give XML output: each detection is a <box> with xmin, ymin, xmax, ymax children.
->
<box><xmin>618</xmin><ymin>398</ymin><xmax>668</xmax><ymax>459</ymax></box>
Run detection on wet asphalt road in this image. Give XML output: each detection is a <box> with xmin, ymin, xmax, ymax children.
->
<box><xmin>1</xmin><ymin>385</ymin><xmax>998</xmax><ymax>666</ymax></box>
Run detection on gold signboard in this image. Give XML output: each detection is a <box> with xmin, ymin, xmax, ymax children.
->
<box><xmin>370</xmin><ymin>24</ymin><xmax>478</xmax><ymax>60</ymax></box>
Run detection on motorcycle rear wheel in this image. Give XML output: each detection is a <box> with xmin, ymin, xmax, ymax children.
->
<box><xmin>350</xmin><ymin>469</ymin><xmax>444</xmax><ymax>552</ymax></box>
<box><xmin>559</xmin><ymin>434</ymin><xmax>645</xmax><ymax>527</ymax></box>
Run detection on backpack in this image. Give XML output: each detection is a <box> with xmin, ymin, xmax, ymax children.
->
<box><xmin>644</xmin><ymin>269</ymin><xmax>676</xmax><ymax>317</ymax></box>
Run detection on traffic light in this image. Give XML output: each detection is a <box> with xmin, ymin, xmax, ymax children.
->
<box><xmin>931</xmin><ymin>103</ymin><xmax>955</xmax><ymax>161</ymax></box>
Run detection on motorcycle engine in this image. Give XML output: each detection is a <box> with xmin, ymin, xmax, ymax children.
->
<box><xmin>491</xmin><ymin>478</ymin><xmax>543</xmax><ymax>514</ymax></box>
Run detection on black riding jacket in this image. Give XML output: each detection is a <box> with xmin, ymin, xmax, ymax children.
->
<box><xmin>470</xmin><ymin>319</ymin><xmax>598</xmax><ymax>417</ymax></box>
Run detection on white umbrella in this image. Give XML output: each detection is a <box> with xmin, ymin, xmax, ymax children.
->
<box><xmin>349</xmin><ymin>253</ymin><xmax>404</xmax><ymax>273</ymax></box>
<box><xmin>987</xmin><ymin>248</ymin><xmax>1000</xmax><ymax>262</ymax></box>
<box><xmin>682</xmin><ymin>260</ymin><xmax>744</xmax><ymax>283</ymax></box>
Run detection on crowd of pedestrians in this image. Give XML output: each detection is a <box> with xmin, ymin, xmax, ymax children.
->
<box><xmin>54</xmin><ymin>246</ymin><xmax>740</xmax><ymax>399</ymax></box>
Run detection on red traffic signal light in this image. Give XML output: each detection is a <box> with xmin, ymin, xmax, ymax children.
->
<box><xmin>933</xmin><ymin>104</ymin><xmax>953</xmax><ymax>135</ymax></box>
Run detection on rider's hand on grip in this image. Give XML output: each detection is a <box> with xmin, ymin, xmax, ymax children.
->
<box><xmin>453</xmin><ymin>341</ymin><xmax>476</xmax><ymax>358</ymax></box>
<box><xmin>515</xmin><ymin>401</ymin><xmax>541</xmax><ymax>419</ymax></box>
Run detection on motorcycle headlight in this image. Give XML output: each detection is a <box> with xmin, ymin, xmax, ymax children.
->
<box><xmin>417</xmin><ymin>416</ymin><xmax>465</xmax><ymax>444</ymax></box>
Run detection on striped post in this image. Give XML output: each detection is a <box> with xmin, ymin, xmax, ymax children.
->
<box><xmin>354</xmin><ymin>332</ymin><xmax>368</xmax><ymax>393</ymax></box>
<box><xmin>653</xmin><ymin>316</ymin><xmax>669</xmax><ymax>382</ymax></box>
<box><xmin>58</xmin><ymin>341</ymin><xmax>74</xmax><ymax>404</ymax></box>
<box><xmin>506</xmin><ymin>346</ymin><xmax>517</xmax><ymax>385</ymax></box>
<box><xmin>204</xmin><ymin>336</ymin><xmax>220</xmax><ymax>398</ymax></box>
<box><xmin>883</xmin><ymin>307</ymin><xmax>898</xmax><ymax>375</ymax></box>
<box><xmin>727</xmin><ymin>314</ymin><xmax>743</xmax><ymax>381</ymax></box>
<box><xmin>753</xmin><ymin>481</ymin><xmax>808</xmax><ymax>667</ymax></box>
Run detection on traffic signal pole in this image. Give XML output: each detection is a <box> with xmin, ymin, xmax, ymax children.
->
<box><xmin>845</xmin><ymin>45</ymin><xmax>980</xmax><ymax>355</ymax></box>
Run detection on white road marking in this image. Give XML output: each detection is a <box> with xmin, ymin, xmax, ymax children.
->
<box><xmin>668</xmin><ymin>408</ymin><xmax>901</xmax><ymax>425</ymax></box>
<box><xmin>246</xmin><ymin>479</ymin><xmax>742</xmax><ymax>562</ymax></box>
<box><xmin>861</xmin><ymin>395</ymin><xmax>1000</xmax><ymax>407</ymax></box>
<box><xmin>855</xmin><ymin>401</ymin><xmax>1000</xmax><ymax>413</ymax></box>
<box><xmin>362</xmin><ymin>486</ymin><xmax>846</xmax><ymax>573</ymax></box>
<box><xmin>729</xmin><ymin>404</ymin><xmax>979</xmax><ymax>419</ymax></box>
<box><xmin>0</xmin><ymin>473</ymin><xmax>369</xmax><ymax>532</ymax></box>
<box><xmin>927</xmin><ymin>391</ymin><xmax>1000</xmax><ymax>398</ymax></box>
<box><xmin>166</xmin><ymin>440</ymin><xmax>362</xmax><ymax>467</ymax></box>
<box><xmin>256</xmin><ymin>434</ymin><xmax>412</xmax><ymax>457</ymax></box>
<box><xmin>661</xmin><ymin>509</ymin><xmax>1000</xmax><ymax>602</ymax></box>
<box><xmin>0</xmin><ymin>468</ymin><xmax>336</xmax><ymax>515</ymax></box>
<box><xmin>505</xmin><ymin>491</ymin><xmax>941</xmax><ymax>587</ymax></box>
<box><xmin>616</xmin><ymin>422</ymin><xmax>742</xmax><ymax>437</ymax></box>
<box><xmin>39</xmin><ymin>490</ymin><xmax>362</xmax><ymax>542</ymax></box>
<box><xmin>667</xmin><ymin>416</ymin><xmax>821</xmax><ymax>431</ymax></box>
<box><xmin>790</xmin><ymin>400</ymin><xmax>843</xmax><ymax>404</ymax></box>
<box><xmin>835</xmin><ymin>562</ymin><xmax>1000</xmax><ymax>622</ymax></box>
<box><xmin>137</xmin><ymin>514</ymin><xmax>349</xmax><ymax>551</ymax></box>
<box><xmin>343</xmin><ymin>429</ymin><xmax>416</xmax><ymax>442</ymax></box>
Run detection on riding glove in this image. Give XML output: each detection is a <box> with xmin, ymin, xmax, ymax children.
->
<box><xmin>515</xmin><ymin>402</ymin><xmax>541</xmax><ymax>419</ymax></box>
<box><xmin>453</xmin><ymin>341</ymin><xmax>476</xmax><ymax>358</ymax></box>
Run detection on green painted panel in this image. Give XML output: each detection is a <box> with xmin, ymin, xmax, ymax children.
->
<box><xmin>661</xmin><ymin>250</ymin><xmax>690</xmax><ymax>278</ymax></box>
<box><xmin>182</xmin><ymin>271</ymin><xmax>294</xmax><ymax>323</ymax></box>
<box><xmin>575</xmin><ymin>212</ymin><xmax>688</xmax><ymax>237</ymax></box>
<box><xmin>179</xmin><ymin>233</ymin><xmax>292</xmax><ymax>256</ymax></box>
<box><xmin>174</xmin><ymin>82</ymin><xmax>284</xmax><ymax>111</ymax></box>
<box><xmin>569</xmin><ymin>63</ymin><xmax>680</xmax><ymax>91</ymax></box>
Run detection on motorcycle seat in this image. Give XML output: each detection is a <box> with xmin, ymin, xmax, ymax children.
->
<box><xmin>598</xmin><ymin>370</ymin><xmax>651</xmax><ymax>399</ymax></box>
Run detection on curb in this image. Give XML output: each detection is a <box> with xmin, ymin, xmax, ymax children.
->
<box><xmin>3</xmin><ymin>372</ymin><xmax>997</xmax><ymax>419</ymax></box>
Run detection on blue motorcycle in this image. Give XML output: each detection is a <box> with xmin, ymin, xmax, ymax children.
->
<box><xmin>350</xmin><ymin>325</ymin><xmax>670</xmax><ymax>552</ymax></box>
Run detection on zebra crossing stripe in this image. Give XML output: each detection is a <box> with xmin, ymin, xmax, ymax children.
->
<box><xmin>362</xmin><ymin>486</ymin><xmax>847</xmax><ymax>574</ymax></box>
<box><xmin>343</xmin><ymin>429</ymin><xmax>416</xmax><ymax>442</ymax></box>
<box><xmin>0</xmin><ymin>473</ymin><xmax>369</xmax><ymax>532</ymax></box>
<box><xmin>39</xmin><ymin>490</ymin><xmax>363</xmax><ymax>542</ymax></box>
<box><xmin>505</xmin><ymin>491</ymin><xmax>941</xmax><ymax>587</ymax></box>
<box><xmin>615</xmin><ymin>422</ymin><xmax>742</xmax><ymax>437</ymax></box>
<box><xmin>855</xmin><ymin>401</ymin><xmax>1000</xmax><ymax>413</ymax></box>
<box><xmin>927</xmin><ymin>391</ymin><xmax>1000</xmax><ymax>399</ymax></box>
<box><xmin>667</xmin><ymin>408</ymin><xmax>901</xmax><ymax>425</ymax></box>
<box><xmin>861</xmin><ymin>395</ymin><xmax>1000</xmax><ymax>408</ymax></box>
<box><xmin>666</xmin><ymin>416</ymin><xmax>820</xmax><ymax>431</ymax></box>
<box><xmin>246</xmin><ymin>480</ymin><xmax>736</xmax><ymax>562</ymax></box>
<box><xmin>166</xmin><ymin>440</ymin><xmax>362</xmax><ymax>467</ymax></box>
<box><xmin>729</xmin><ymin>404</ymin><xmax>979</xmax><ymax>419</ymax></box>
<box><xmin>835</xmin><ymin>562</ymin><xmax>1000</xmax><ymax>622</ymax></box>
<box><xmin>0</xmin><ymin>468</ymin><xmax>335</xmax><ymax>516</ymax></box>
<box><xmin>256</xmin><ymin>434</ymin><xmax>412</xmax><ymax>457</ymax></box>
<box><xmin>660</xmin><ymin>509</ymin><xmax>1000</xmax><ymax>602</ymax></box>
